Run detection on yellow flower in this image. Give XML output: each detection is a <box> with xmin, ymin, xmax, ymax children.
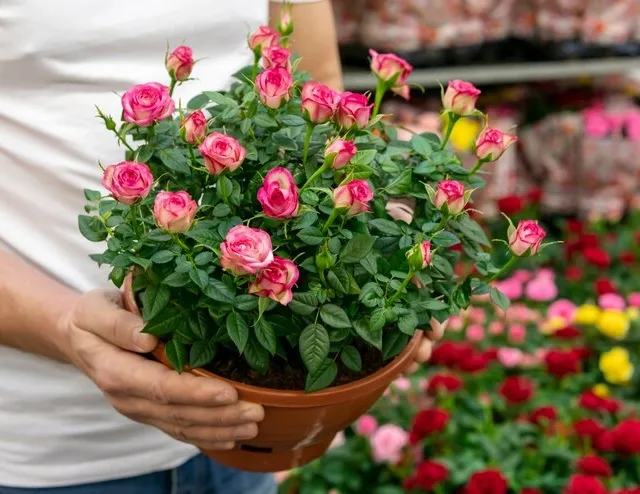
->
<box><xmin>448</xmin><ymin>117</ymin><xmax>482</xmax><ymax>152</ymax></box>
<box><xmin>596</xmin><ymin>309</ymin><xmax>630</xmax><ymax>340</ymax></box>
<box><xmin>574</xmin><ymin>304</ymin><xmax>601</xmax><ymax>325</ymax></box>
<box><xmin>627</xmin><ymin>307</ymin><xmax>639</xmax><ymax>321</ymax></box>
<box><xmin>592</xmin><ymin>384</ymin><xmax>610</xmax><ymax>398</ymax></box>
<box><xmin>599</xmin><ymin>347</ymin><xmax>634</xmax><ymax>385</ymax></box>
<box><xmin>541</xmin><ymin>316</ymin><xmax>568</xmax><ymax>335</ymax></box>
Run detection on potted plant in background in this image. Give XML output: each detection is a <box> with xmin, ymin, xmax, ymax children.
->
<box><xmin>78</xmin><ymin>9</ymin><xmax>541</xmax><ymax>473</ymax></box>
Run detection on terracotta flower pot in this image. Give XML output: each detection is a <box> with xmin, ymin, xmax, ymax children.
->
<box><xmin>122</xmin><ymin>274</ymin><xmax>422</xmax><ymax>473</ymax></box>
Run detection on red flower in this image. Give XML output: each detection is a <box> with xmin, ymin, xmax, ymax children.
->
<box><xmin>612</xmin><ymin>419</ymin><xmax>640</xmax><ymax>454</ymax></box>
<box><xmin>564</xmin><ymin>474</ymin><xmax>606</xmax><ymax>494</ymax></box>
<box><xmin>576</xmin><ymin>455</ymin><xmax>613</xmax><ymax>477</ymax></box>
<box><xmin>431</xmin><ymin>342</ymin><xmax>472</xmax><ymax>368</ymax></box>
<box><xmin>574</xmin><ymin>418</ymin><xmax>605</xmax><ymax>439</ymax></box>
<box><xmin>499</xmin><ymin>376</ymin><xmax>535</xmax><ymax>405</ymax></box>
<box><xmin>553</xmin><ymin>326</ymin><xmax>582</xmax><ymax>339</ymax></box>
<box><xmin>464</xmin><ymin>470</ymin><xmax>508</xmax><ymax>494</ymax></box>
<box><xmin>593</xmin><ymin>430</ymin><xmax>614</xmax><ymax>452</ymax></box>
<box><xmin>565</xmin><ymin>239</ymin><xmax>582</xmax><ymax>260</ymax></box>
<box><xmin>620</xmin><ymin>251</ymin><xmax>636</xmax><ymax>265</ymax></box>
<box><xmin>571</xmin><ymin>347</ymin><xmax>592</xmax><ymax>360</ymax></box>
<box><xmin>579</xmin><ymin>390</ymin><xmax>621</xmax><ymax>414</ymax></box>
<box><xmin>578</xmin><ymin>233</ymin><xmax>600</xmax><ymax>248</ymax></box>
<box><xmin>527</xmin><ymin>188</ymin><xmax>543</xmax><ymax>204</ymax></box>
<box><xmin>565</xmin><ymin>266</ymin><xmax>583</xmax><ymax>281</ymax></box>
<box><xmin>583</xmin><ymin>247</ymin><xmax>611</xmax><ymax>268</ymax></box>
<box><xmin>482</xmin><ymin>348</ymin><xmax>499</xmax><ymax>361</ymax></box>
<box><xmin>566</xmin><ymin>219</ymin><xmax>584</xmax><ymax>234</ymax></box>
<box><xmin>530</xmin><ymin>406</ymin><xmax>558</xmax><ymax>426</ymax></box>
<box><xmin>404</xmin><ymin>460</ymin><xmax>449</xmax><ymax>491</ymax></box>
<box><xmin>497</xmin><ymin>195</ymin><xmax>526</xmax><ymax>215</ymax></box>
<box><xmin>545</xmin><ymin>349</ymin><xmax>580</xmax><ymax>377</ymax></box>
<box><xmin>409</xmin><ymin>408</ymin><xmax>449</xmax><ymax>444</ymax></box>
<box><xmin>426</xmin><ymin>374</ymin><xmax>463</xmax><ymax>395</ymax></box>
<box><xmin>595</xmin><ymin>277</ymin><xmax>616</xmax><ymax>295</ymax></box>
<box><xmin>521</xmin><ymin>490</ymin><xmax>543</xmax><ymax>494</ymax></box>
<box><xmin>450</xmin><ymin>243</ymin><xmax>463</xmax><ymax>252</ymax></box>
<box><xmin>459</xmin><ymin>353</ymin><xmax>489</xmax><ymax>373</ymax></box>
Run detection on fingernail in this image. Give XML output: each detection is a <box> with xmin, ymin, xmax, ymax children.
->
<box><xmin>234</xmin><ymin>424</ymin><xmax>258</xmax><ymax>440</ymax></box>
<box><xmin>133</xmin><ymin>326</ymin><xmax>157</xmax><ymax>352</ymax></box>
<box><xmin>240</xmin><ymin>404</ymin><xmax>264</xmax><ymax>422</ymax></box>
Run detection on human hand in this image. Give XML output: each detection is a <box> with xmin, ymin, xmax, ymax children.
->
<box><xmin>406</xmin><ymin>318</ymin><xmax>448</xmax><ymax>375</ymax></box>
<box><xmin>58</xmin><ymin>289</ymin><xmax>264</xmax><ymax>451</ymax></box>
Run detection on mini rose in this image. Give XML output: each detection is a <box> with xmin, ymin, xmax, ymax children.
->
<box><xmin>261</xmin><ymin>46</ymin><xmax>291</xmax><ymax>70</ymax></box>
<box><xmin>476</xmin><ymin>127</ymin><xmax>518</xmax><ymax>162</ymax></box>
<box><xmin>325</xmin><ymin>139</ymin><xmax>357</xmax><ymax>169</ymax></box>
<box><xmin>301</xmin><ymin>82</ymin><xmax>340</xmax><ymax>124</ymax></box>
<box><xmin>165</xmin><ymin>45</ymin><xmax>194</xmax><ymax>81</ymax></box>
<box><xmin>369</xmin><ymin>424</ymin><xmax>408</xmax><ymax>464</ymax></box>
<box><xmin>277</xmin><ymin>4</ymin><xmax>293</xmax><ymax>36</ymax></box>
<box><xmin>407</xmin><ymin>241</ymin><xmax>432</xmax><ymax>271</ymax></box>
<box><xmin>336</xmin><ymin>92</ymin><xmax>373</xmax><ymax>130</ymax></box>
<box><xmin>102</xmin><ymin>161</ymin><xmax>153</xmax><ymax>205</ymax></box>
<box><xmin>433</xmin><ymin>180</ymin><xmax>466</xmax><ymax>215</ymax></box>
<box><xmin>180</xmin><ymin>110</ymin><xmax>207</xmax><ymax>144</ymax></box>
<box><xmin>198</xmin><ymin>132</ymin><xmax>246</xmax><ymax>175</ymax></box>
<box><xmin>369</xmin><ymin>49</ymin><xmax>413</xmax><ymax>100</ymax></box>
<box><xmin>248</xmin><ymin>256</ymin><xmax>299</xmax><ymax>306</ymax></box>
<box><xmin>121</xmin><ymin>82</ymin><xmax>175</xmax><ymax>127</ymax></box>
<box><xmin>442</xmin><ymin>79</ymin><xmax>481</xmax><ymax>116</ymax></box>
<box><xmin>220</xmin><ymin>225</ymin><xmax>274</xmax><ymax>276</ymax></box>
<box><xmin>256</xmin><ymin>67</ymin><xmax>293</xmax><ymax>109</ymax></box>
<box><xmin>153</xmin><ymin>191</ymin><xmax>197</xmax><ymax>233</ymax></box>
<box><xmin>257</xmin><ymin>167</ymin><xmax>299</xmax><ymax>219</ymax></box>
<box><xmin>248</xmin><ymin>25</ymin><xmax>280</xmax><ymax>54</ymax></box>
<box><xmin>509</xmin><ymin>220</ymin><xmax>547</xmax><ymax>256</ymax></box>
<box><xmin>333</xmin><ymin>180</ymin><xmax>374</xmax><ymax>216</ymax></box>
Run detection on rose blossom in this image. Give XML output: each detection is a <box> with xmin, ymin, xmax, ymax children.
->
<box><xmin>475</xmin><ymin>127</ymin><xmax>518</xmax><ymax>162</ymax></box>
<box><xmin>336</xmin><ymin>92</ymin><xmax>373</xmax><ymax>130</ymax></box>
<box><xmin>198</xmin><ymin>132</ymin><xmax>246</xmax><ymax>175</ymax></box>
<box><xmin>442</xmin><ymin>80</ymin><xmax>481</xmax><ymax>116</ymax></box>
<box><xmin>369</xmin><ymin>424</ymin><xmax>408</xmax><ymax>464</ymax></box>
<box><xmin>248</xmin><ymin>25</ymin><xmax>280</xmax><ymax>54</ymax></box>
<box><xmin>333</xmin><ymin>180</ymin><xmax>374</xmax><ymax>216</ymax></box>
<box><xmin>404</xmin><ymin>460</ymin><xmax>449</xmax><ymax>491</ymax></box>
<box><xmin>612</xmin><ymin>419</ymin><xmax>640</xmax><ymax>454</ymax></box>
<box><xmin>409</xmin><ymin>409</ymin><xmax>449</xmax><ymax>444</ymax></box>
<box><xmin>509</xmin><ymin>220</ymin><xmax>546</xmax><ymax>256</ymax></box>
<box><xmin>325</xmin><ymin>139</ymin><xmax>357</xmax><ymax>169</ymax></box>
<box><xmin>220</xmin><ymin>225</ymin><xmax>274</xmax><ymax>276</ymax></box>
<box><xmin>248</xmin><ymin>256</ymin><xmax>299</xmax><ymax>305</ymax></box>
<box><xmin>564</xmin><ymin>475</ymin><xmax>606</xmax><ymax>494</ymax></box>
<box><xmin>433</xmin><ymin>180</ymin><xmax>466</xmax><ymax>215</ymax></box>
<box><xmin>354</xmin><ymin>415</ymin><xmax>378</xmax><ymax>437</ymax></box>
<box><xmin>547</xmin><ymin>299</ymin><xmax>577</xmax><ymax>323</ymax></box>
<box><xmin>576</xmin><ymin>455</ymin><xmax>613</xmax><ymax>477</ymax></box>
<box><xmin>508</xmin><ymin>324</ymin><xmax>527</xmax><ymax>344</ymax></box>
<box><xmin>466</xmin><ymin>324</ymin><xmax>485</xmax><ymax>342</ymax></box>
<box><xmin>488</xmin><ymin>321</ymin><xmax>505</xmax><ymax>336</ymax></box>
<box><xmin>153</xmin><ymin>191</ymin><xmax>197</xmax><ymax>234</ymax></box>
<box><xmin>256</xmin><ymin>167</ymin><xmax>299</xmax><ymax>219</ymax></box>
<box><xmin>180</xmin><ymin>110</ymin><xmax>207</xmax><ymax>144</ymax></box>
<box><xmin>494</xmin><ymin>277</ymin><xmax>523</xmax><ymax>300</ymax></box>
<box><xmin>392</xmin><ymin>376</ymin><xmax>411</xmax><ymax>391</ymax></box>
<box><xmin>628</xmin><ymin>292</ymin><xmax>640</xmax><ymax>308</ymax></box>
<box><xmin>598</xmin><ymin>293</ymin><xmax>626</xmax><ymax>311</ymax></box>
<box><xmin>256</xmin><ymin>67</ymin><xmax>292</xmax><ymax>109</ymax></box>
<box><xmin>300</xmin><ymin>82</ymin><xmax>340</xmax><ymax>124</ymax></box>
<box><xmin>497</xmin><ymin>347</ymin><xmax>524</xmax><ymax>368</ymax></box>
<box><xmin>165</xmin><ymin>45</ymin><xmax>194</xmax><ymax>81</ymax></box>
<box><xmin>369</xmin><ymin>49</ymin><xmax>413</xmax><ymax>100</ymax></box>
<box><xmin>102</xmin><ymin>161</ymin><xmax>153</xmax><ymax>205</ymax></box>
<box><xmin>499</xmin><ymin>376</ymin><xmax>535</xmax><ymax>404</ymax></box>
<box><xmin>525</xmin><ymin>276</ymin><xmax>558</xmax><ymax>302</ymax></box>
<box><xmin>464</xmin><ymin>469</ymin><xmax>508</xmax><ymax>494</ymax></box>
<box><xmin>261</xmin><ymin>46</ymin><xmax>291</xmax><ymax>70</ymax></box>
<box><xmin>407</xmin><ymin>241</ymin><xmax>432</xmax><ymax>271</ymax></box>
<box><xmin>121</xmin><ymin>82</ymin><xmax>175</xmax><ymax>127</ymax></box>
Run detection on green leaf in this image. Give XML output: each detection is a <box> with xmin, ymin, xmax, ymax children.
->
<box><xmin>188</xmin><ymin>312</ymin><xmax>209</xmax><ymax>340</ymax></box>
<box><xmin>226</xmin><ymin>312</ymin><xmax>249</xmax><ymax>354</ymax></box>
<box><xmin>490</xmin><ymin>287</ymin><xmax>511</xmax><ymax>311</ymax></box>
<box><xmin>234</xmin><ymin>294</ymin><xmax>259</xmax><ymax>311</ymax></box>
<box><xmin>305</xmin><ymin>359</ymin><xmax>337</xmax><ymax>392</ymax></box>
<box><xmin>189</xmin><ymin>267</ymin><xmax>209</xmax><ymax>290</ymax></box>
<box><xmin>411</xmin><ymin>134</ymin><xmax>434</xmax><ymax>158</ymax></box>
<box><xmin>255</xmin><ymin>318</ymin><xmax>277</xmax><ymax>355</ymax></box>
<box><xmin>432</xmin><ymin>230</ymin><xmax>460</xmax><ymax>248</ymax></box>
<box><xmin>158</xmin><ymin>148</ymin><xmax>190</xmax><ymax>174</ymax></box>
<box><xmin>204</xmin><ymin>90</ymin><xmax>237</xmax><ymax>107</ymax></box>
<box><xmin>109</xmin><ymin>266</ymin><xmax>126</xmax><ymax>287</ymax></box>
<box><xmin>135</xmin><ymin>144</ymin><xmax>154</xmax><ymax>163</ymax></box>
<box><xmin>360</xmin><ymin>254</ymin><xmax>378</xmax><ymax>275</ymax></box>
<box><xmin>165</xmin><ymin>339</ymin><xmax>187</xmax><ymax>373</ymax></box>
<box><xmin>369</xmin><ymin>307</ymin><xmax>387</xmax><ymax>332</ymax></box>
<box><xmin>187</xmin><ymin>93</ymin><xmax>209</xmax><ymax>110</ymax></box>
<box><xmin>141</xmin><ymin>284</ymin><xmax>171</xmax><ymax>321</ymax></box>
<box><xmin>453</xmin><ymin>215</ymin><xmax>490</xmax><ymax>247</ymax></box>
<box><xmin>340</xmin><ymin>234</ymin><xmax>375</xmax><ymax>264</ymax></box>
<box><xmin>142</xmin><ymin>308</ymin><xmax>185</xmax><ymax>336</ymax></box>
<box><xmin>83</xmin><ymin>189</ymin><xmax>102</xmax><ymax>202</ymax></box>
<box><xmin>327</xmin><ymin>267</ymin><xmax>350</xmax><ymax>295</ymax></box>
<box><xmin>431</xmin><ymin>255</ymin><xmax>453</xmax><ymax>278</ymax></box>
<box><xmin>398</xmin><ymin>310</ymin><xmax>419</xmax><ymax>335</ymax></box>
<box><xmin>385</xmin><ymin>168</ymin><xmax>412</xmax><ymax>195</ymax></box>
<box><xmin>351</xmin><ymin>149</ymin><xmax>377</xmax><ymax>166</ymax></box>
<box><xmin>185</xmin><ymin>229</ymin><xmax>220</xmax><ymax>248</ymax></box>
<box><xmin>78</xmin><ymin>215</ymin><xmax>108</xmax><ymax>242</ymax></box>
<box><xmin>415</xmin><ymin>299</ymin><xmax>449</xmax><ymax>311</ymax></box>
<box><xmin>147</xmin><ymin>229</ymin><xmax>172</xmax><ymax>242</ymax></box>
<box><xmin>382</xmin><ymin>332</ymin><xmax>409</xmax><ymax>360</ymax></box>
<box><xmin>212</xmin><ymin>203</ymin><xmax>231</xmax><ymax>217</ymax></box>
<box><xmin>204</xmin><ymin>279</ymin><xmax>235</xmax><ymax>304</ymax></box>
<box><xmin>368</xmin><ymin>218</ymin><xmax>403</xmax><ymax>236</ymax></box>
<box><xmin>293</xmin><ymin>211</ymin><xmax>319</xmax><ymax>230</ymax></box>
<box><xmin>414</xmin><ymin>160</ymin><xmax>437</xmax><ymax>176</ymax></box>
<box><xmin>300</xmin><ymin>189</ymin><xmax>319</xmax><ymax>206</ymax></box>
<box><xmin>319</xmin><ymin>304</ymin><xmax>351</xmax><ymax>329</ymax></box>
<box><xmin>353</xmin><ymin>319</ymin><xmax>382</xmax><ymax>350</ymax></box>
<box><xmin>254</xmin><ymin>113</ymin><xmax>278</xmax><ymax>128</ymax></box>
<box><xmin>151</xmin><ymin>250</ymin><xmax>175</xmax><ymax>264</ymax></box>
<box><xmin>189</xmin><ymin>340</ymin><xmax>217</xmax><ymax>368</ymax></box>
<box><xmin>297</xmin><ymin>227</ymin><xmax>324</xmax><ymax>246</ymax></box>
<box><xmin>288</xmin><ymin>292</ymin><xmax>318</xmax><ymax>316</ymax></box>
<box><xmin>163</xmin><ymin>271</ymin><xmax>191</xmax><ymax>287</ymax></box>
<box><xmin>244</xmin><ymin>335</ymin><xmax>270</xmax><ymax>374</ymax></box>
<box><xmin>299</xmin><ymin>323</ymin><xmax>330</xmax><ymax>374</ymax></box>
<box><xmin>194</xmin><ymin>251</ymin><xmax>214</xmax><ymax>266</ymax></box>
<box><xmin>280</xmin><ymin>114</ymin><xmax>306</xmax><ymax>126</ymax></box>
<box><xmin>341</xmin><ymin>345</ymin><xmax>362</xmax><ymax>372</ymax></box>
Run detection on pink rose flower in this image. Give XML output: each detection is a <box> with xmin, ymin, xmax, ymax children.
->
<box><xmin>369</xmin><ymin>49</ymin><xmax>413</xmax><ymax>100</ymax></box>
<box><xmin>300</xmin><ymin>82</ymin><xmax>340</xmax><ymax>124</ymax></box>
<box><xmin>355</xmin><ymin>415</ymin><xmax>378</xmax><ymax>437</ymax></box>
<box><xmin>448</xmin><ymin>315</ymin><xmax>464</xmax><ymax>332</ymax></box>
<box><xmin>547</xmin><ymin>299</ymin><xmax>577</xmax><ymax>323</ymax></box>
<box><xmin>628</xmin><ymin>292</ymin><xmax>640</xmax><ymax>308</ymax></box>
<box><xmin>509</xmin><ymin>220</ymin><xmax>546</xmax><ymax>256</ymax></box>
<box><xmin>325</xmin><ymin>138</ymin><xmax>357</xmax><ymax>169</ymax></box>
<box><xmin>442</xmin><ymin>80</ymin><xmax>481</xmax><ymax>116</ymax></box>
<box><xmin>333</xmin><ymin>180</ymin><xmax>374</xmax><ymax>216</ymax></box>
<box><xmin>536</xmin><ymin>268</ymin><xmax>555</xmax><ymax>280</ymax></box>
<box><xmin>508</xmin><ymin>324</ymin><xmax>527</xmax><ymax>344</ymax></box>
<box><xmin>498</xmin><ymin>347</ymin><xmax>524</xmax><ymax>368</ymax></box>
<box><xmin>153</xmin><ymin>191</ymin><xmax>197</xmax><ymax>234</ymax></box>
<box><xmin>248</xmin><ymin>25</ymin><xmax>280</xmax><ymax>54</ymax></box>
<box><xmin>261</xmin><ymin>46</ymin><xmax>291</xmax><ymax>70</ymax></box>
<box><xmin>475</xmin><ymin>127</ymin><xmax>518</xmax><ymax>162</ymax></box>
<box><xmin>256</xmin><ymin>67</ymin><xmax>293</xmax><ymax>109</ymax></box>
<box><xmin>277</xmin><ymin>6</ymin><xmax>293</xmax><ymax>36</ymax></box>
<box><xmin>220</xmin><ymin>225</ymin><xmax>274</xmax><ymax>276</ymax></box>
<box><xmin>488</xmin><ymin>321</ymin><xmax>505</xmax><ymax>336</ymax></box>
<box><xmin>180</xmin><ymin>110</ymin><xmax>207</xmax><ymax>144</ymax></box>
<box><xmin>467</xmin><ymin>324</ymin><xmax>485</xmax><ymax>342</ymax></box>
<box><xmin>433</xmin><ymin>180</ymin><xmax>466</xmax><ymax>215</ymax></box>
<box><xmin>198</xmin><ymin>132</ymin><xmax>246</xmax><ymax>175</ymax></box>
<box><xmin>494</xmin><ymin>277</ymin><xmax>523</xmax><ymax>300</ymax></box>
<box><xmin>121</xmin><ymin>82</ymin><xmax>175</xmax><ymax>127</ymax></box>
<box><xmin>336</xmin><ymin>92</ymin><xmax>373</xmax><ymax>130</ymax></box>
<box><xmin>369</xmin><ymin>424</ymin><xmax>408</xmax><ymax>464</ymax></box>
<box><xmin>248</xmin><ymin>256</ymin><xmax>299</xmax><ymax>306</ymax></box>
<box><xmin>469</xmin><ymin>307</ymin><xmax>486</xmax><ymax>324</ymax></box>
<box><xmin>165</xmin><ymin>45</ymin><xmax>194</xmax><ymax>81</ymax></box>
<box><xmin>598</xmin><ymin>293</ymin><xmax>626</xmax><ymax>311</ymax></box>
<box><xmin>512</xmin><ymin>269</ymin><xmax>533</xmax><ymax>283</ymax></box>
<box><xmin>392</xmin><ymin>376</ymin><xmax>411</xmax><ymax>391</ymax></box>
<box><xmin>256</xmin><ymin>167</ymin><xmax>299</xmax><ymax>219</ymax></box>
<box><xmin>525</xmin><ymin>276</ymin><xmax>558</xmax><ymax>302</ymax></box>
<box><xmin>408</xmin><ymin>241</ymin><xmax>432</xmax><ymax>271</ymax></box>
<box><xmin>102</xmin><ymin>161</ymin><xmax>153</xmax><ymax>205</ymax></box>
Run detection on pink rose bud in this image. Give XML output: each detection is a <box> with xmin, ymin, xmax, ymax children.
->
<box><xmin>277</xmin><ymin>4</ymin><xmax>294</xmax><ymax>36</ymax></box>
<box><xmin>369</xmin><ymin>49</ymin><xmax>413</xmax><ymax>100</ymax></box>
<box><xmin>369</xmin><ymin>424</ymin><xmax>409</xmax><ymax>464</ymax></box>
<box><xmin>467</xmin><ymin>324</ymin><xmax>485</xmax><ymax>342</ymax></box>
<box><xmin>407</xmin><ymin>241</ymin><xmax>432</xmax><ymax>271</ymax></box>
<box><xmin>497</xmin><ymin>347</ymin><xmax>524</xmax><ymax>368</ymax></box>
<box><xmin>102</xmin><ymin>161</ymin><xmax>154</xmax><ymax>205</ymax></box>
<box><xmin>220</xmin><ymin>225</ymin><xmax>274</xmax><ymax>276</ymax></box>
<box><xmin>261</xmin><ymin>46</ymin><xmax>291</xmax><ymax>70</ymax></box>
<box><xmin>433</xmin><ymin>180</ymin><xmax>467</xmax><ymax>215</ymax></box>
<box><xmin>509</xmin><ymin>220</ymin><xmax>547</xmax><ymax>257</ymax></box>
<box><xmin>248</xmin><ymin>256</ymin><xmax>299</xmax><ymax>306</ymax></box>
<box><xmin>301</xmin><ymin>82</ymin><xmax>341</xmax><ymax>124</ymax></box>
<box><xmin>442</xmin><ymin>80</ymin><xmax>481</xmax><ymax>116</ymax></box>
<box><xmin>475</xmin><ymin>127</ymin><xmax>518</xmax><ymax>162</ymax></box>
<box><xmin>325</xmin><ymin>138</ymin><xmax>357</xmax><ymax>169</ymax></box>
<box><xmin>256</xmin><ymin>167</ymin><xmax>299</xmax><ymax>219</ymax></box>
<box><xmin>153</xmin><ymin>191</ymin><xmax>197</xmax><ymax>234</ymax></box>
<box><xmin>180</xmin><ymin>110</ymin><xmax>207</xmax><ymax>144</ymax></box>
<box><xmin>336</xmin><ymin>92</ymin><xmax>373</xmax><ymax>130</ymax></box>
<box><xmin>248</xmin><ymin>25</ymin><xmax>280</xmax><ymax>55</ymax></box>
<box><xmin>355</xmin><ymin>415</ymin><xmax>378</xmax><ymax>437</ymax></box>
<box><xmin>198</xmin><ymin>132</ymin><xmax>246</xmax><ymax>175</ymax></box>
<box><xmin>333</xmin><ymin>179</ymin><xmax>374</xmax><ymax>216</ymax></box>
<box><xmin>121</xmin><ymin>82</ymin><xmax>175</xmax><ymax>127</ymax></box>
<box><xmin>165</xmin><ymin>45</ymin><xmax>194</xmax><ymax>82</ymax></box>
<box><xmin>508</xmin><ymin>324</ymin><xmax>527</xmax><ymax>344</ymax></box>
<box><xmin>256</xmin><ymin>67</ymin><xmax>293</xmax><ymax>109</ymax></box>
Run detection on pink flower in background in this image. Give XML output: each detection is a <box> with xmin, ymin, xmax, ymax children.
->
<box><xmin>508</xmin><ymin>324</ymin><xmax>527</xmax><ymax>344</ymax></box>
<box><xmin>494</xmin><ymin>277</ymin><xmax>523</xmax><ymax>300</ymax></box>
<box><xmin>599</xmin><ymin>293</ymin><xmax>626</xmax><ymax>311</ymax></box>
<box><xmin>370</xmin><ymin>424</ymin><xmax>409</xmax><ymax>464</ymax></box>
<box><xmin>498</xmin><ymin>347</ymin><xmax>524</xmax><ymax>368</ymax></box>
<box><xmin>392</xmin><ymin>376</ymin><xmax>411</xmax><ymax>391</ymax></box>
<box><xmin>534</xmin><ymin>348</ymin><xmax>549</xmax><ymax>363</ymax></box>
<box><xmin>448</xmin><ymin>315</ymin><xmax>464</xmax><ymax>332</ymax></box>
<box><xmin>469</xmin><ymin>307</ymin><xmax>487</xmax><ymax>324</ymax></box>
<box><xmin>512</xmin><ymin>269</ymin><xmax>533</xmax><ymax>283</ymax></box>
<box><xmin>536</xmin><ymin>268</ymin><xmax>555</xmax><ymax>280</ymax></box>
<box><xmin>467</xmin><ymin>324</ymin><xmax>485</xmax><ymax>342</ymax></box>
<box><xmin>583</xmin><ymin>108</ymin><xmax>611</xmax><ymax>138</ymax></box>
<box><xmin>355</xmin><ymin>415</ymin><xmax>378</xmax><ymax>437</ymax></box>
<box><xmin>489</xmin><ymin>321</ymin><xmax>505</xmax><ymax>336</ymax></box>
<box><xmin>628</xmin><ymin>293</ymin><xmax>640</xmax><ymax>308</ymax></box>
<box><xmin>525</xmin><ymin>276</ymin><xmax>558</xmax><ymax>302</ymax></box>
<box><xmin>520</xmin><ymin>353</ymin><xmax>540</xmax><ymax>368</ymax></box>
<box><xmin>547</xmin><ymin>299</ymin><xmax>577</xmax><ymax>323</ymax></box>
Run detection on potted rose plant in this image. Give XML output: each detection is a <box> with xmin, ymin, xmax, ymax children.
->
<box><xmin>78</xmin><ymin>13</ymin><xmax>538</xmax><ymax>472</ymax></box>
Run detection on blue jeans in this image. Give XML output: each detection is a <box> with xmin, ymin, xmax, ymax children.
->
<box><xmin>0</xmin><ymin>455</ymin><xmax>276</xmax><ymax>494</ymax></box>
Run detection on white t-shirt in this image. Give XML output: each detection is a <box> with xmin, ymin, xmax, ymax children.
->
<box><xmin>0</xmin><ymin>0</ymin><xmax>313</xmax><ymax>487</ymax></box>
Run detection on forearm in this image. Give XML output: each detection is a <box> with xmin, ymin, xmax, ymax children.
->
<box><xmin>269</xmin><ymin>0</ymin><xmax>343</xmax><ymax>91</ymax></box>
<box><xmin>0</xmin><ymin>250</ymin><xmax>78</xmax><ymax>362</ymax></box>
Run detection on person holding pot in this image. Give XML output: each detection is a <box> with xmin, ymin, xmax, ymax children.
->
<box><xmin>0</xmin><ymin>1</ymin><xmax>444</xmax><ymax>493</ymax></box>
